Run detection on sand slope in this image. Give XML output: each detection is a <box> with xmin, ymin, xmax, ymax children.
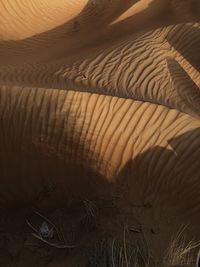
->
<box><xmin>0</xmin><ymin>1</ymin><xmax>200</xmax><ymax>267</ymax></box>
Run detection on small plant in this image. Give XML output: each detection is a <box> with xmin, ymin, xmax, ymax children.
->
<box><xmin>163</xmin><ymin>225</ymin><xmax>200</xmax><ymax>266</ymax></box>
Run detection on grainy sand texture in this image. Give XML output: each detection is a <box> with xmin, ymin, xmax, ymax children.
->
<box><xmin>0</xmin><ymin>1</ymin><xmax>199</xmax><ymax>266</ymax></box>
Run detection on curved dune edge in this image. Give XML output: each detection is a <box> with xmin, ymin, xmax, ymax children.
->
<box><xmin>0</xmin><ymin>88</ymin><xmax>200</xmax><ymax>266</ymax></box>
<box><xmin>0</xmin><ymin>0</ymin><xmax>89</xmax><ymax>40</ymax></box>
<box><xmin>0</xmin><ymin>0</ymin><xmax>200</xmax><ymax>266</ymax></box>
<box><xmin>0</xmin><ymin>0</ymin><xmax>168</xmax><ymax>41</ymax></box>
<box><xmin>0</xmin><ymin>22</ymin><xmax>199</xmax><ymax>119</ymax></box>
<box><xmin>0</xmin><ymin>0</ymin><xmax>200</xmax><ymax>65</ymax></box>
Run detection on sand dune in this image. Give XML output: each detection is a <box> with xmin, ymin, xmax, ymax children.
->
<box><xmin>0</xmin><ymin>1</ymin><xmax>200</xmax><ymax>266</ymax></box>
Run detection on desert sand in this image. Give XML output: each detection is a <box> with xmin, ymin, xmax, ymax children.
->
<box><xmin>0</xmin><ymin>0</ymin><xmax>200</xmax><ymax>266</ymax></box>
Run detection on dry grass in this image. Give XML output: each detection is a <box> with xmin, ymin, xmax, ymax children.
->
<box><xmin>109</xmin><ymin>226</ymin><xmax>154</xmax><ymax>267</ymax></box>
<box><xmin>110</xmin><ymin>242</ymin><xmax>153</xmax><ymax>267</ymax></box>
<box><xmin>27</xmin><ymin>205</ymin><xmax>199</xmax><ymax>266</ymax></box>
<box><xmin>108</xmin><ymin>225</ymin><xmax>200</xmax><ymax>267</ymax></box>
<box><xmin>163</xmin><ymin>225</ymin><xmax>200</xmax><ymax>266</ymax></box>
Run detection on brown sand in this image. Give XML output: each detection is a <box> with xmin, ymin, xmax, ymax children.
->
<box><xmin>0</xmin><ymin>0</ymin><xmax>200</xmax><ymax>266</ymax></box>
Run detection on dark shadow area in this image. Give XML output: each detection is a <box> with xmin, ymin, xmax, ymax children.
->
<box><xmin>167</xmin><ymin>24</ymin><xmax>200</xmax><ymax>72</ymax></box>
<box><xmin>166</xmin><ymin>57</ymin><xmax>200</xmax><ymax>117</ymax></box>
<box><xmin>0</xmin><ymin>123</ymin><xmax>200</xmax><ymax>266</ymax></box>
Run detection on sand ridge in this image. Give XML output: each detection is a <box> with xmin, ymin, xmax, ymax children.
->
<box><xmin>0</xmin><ymin>1</ymin><xmax>200</xmax><ymax>266</ymax></box>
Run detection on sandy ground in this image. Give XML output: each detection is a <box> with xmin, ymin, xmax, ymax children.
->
<box><xmin>0</xmin><ymin>0</ymin><xmax>172</xmax><ymax>65</ymax></box>
<box><xmin>0</xmin><ymin>0</ymin><xmax>200</xmax><ymax>266</ymax></box>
